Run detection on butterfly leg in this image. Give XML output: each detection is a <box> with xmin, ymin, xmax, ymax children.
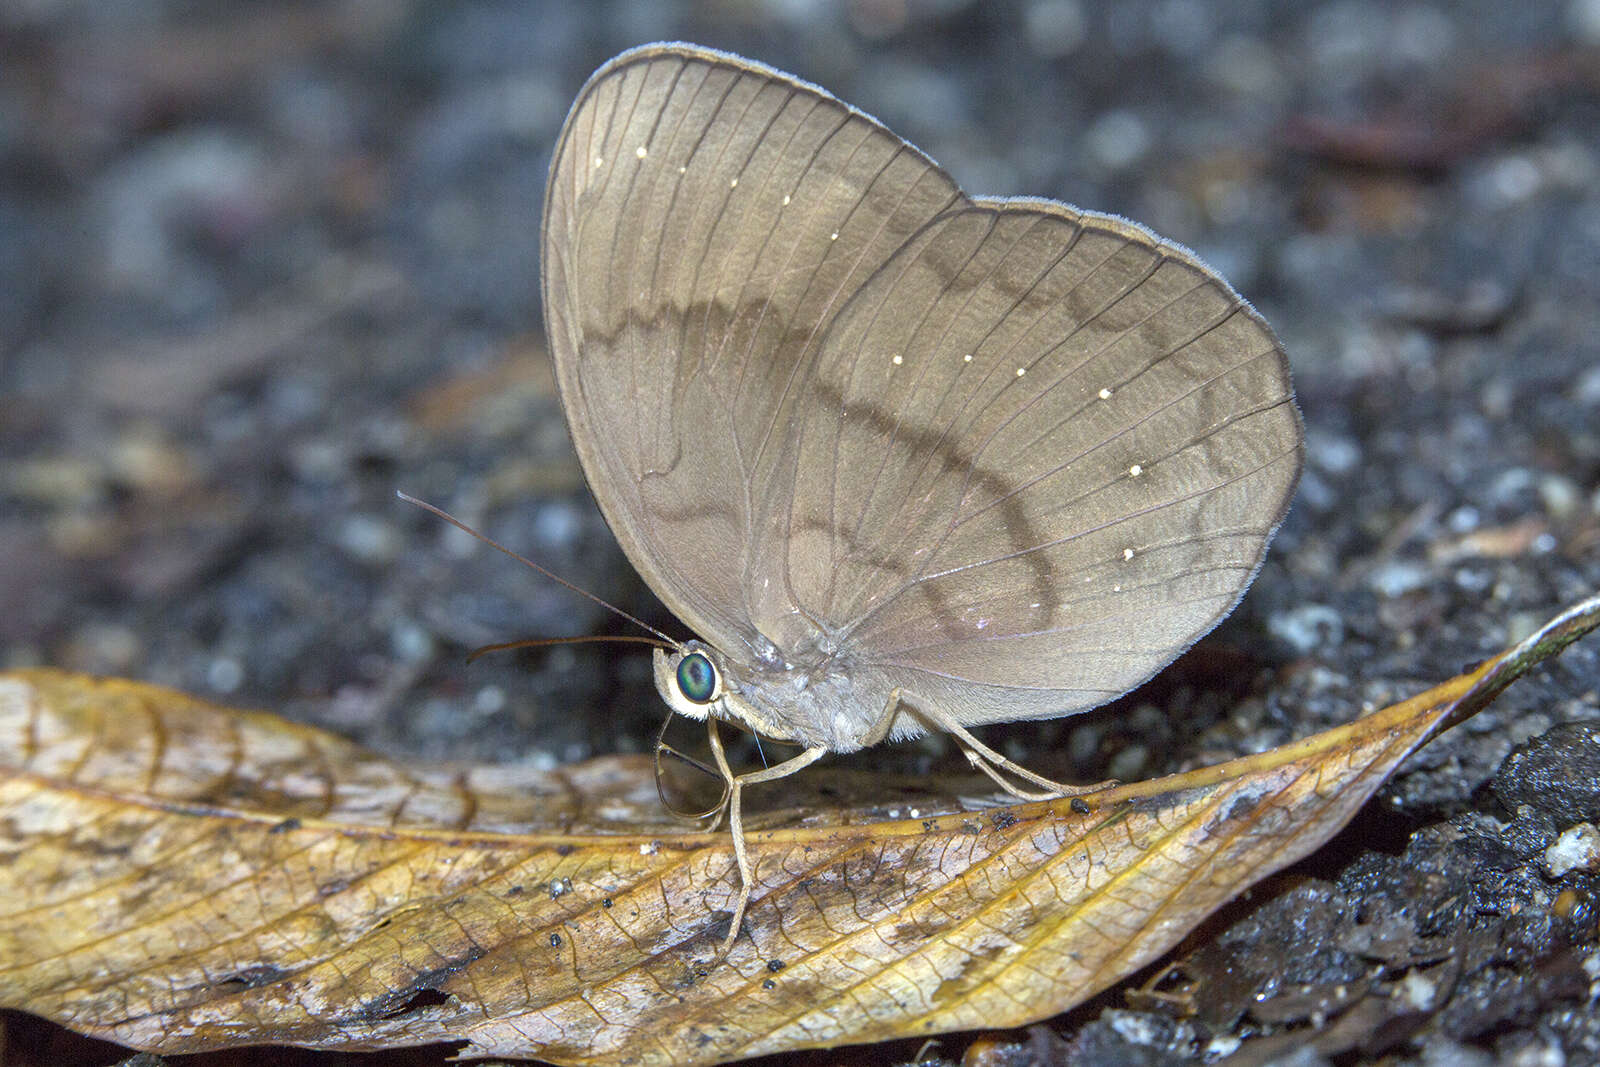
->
<box><xmin>866</xmin><ymin>689</ymin><xmax>1110</xmax><ymax>801</ymax></box>
<box><xmin>704</xmin><ymin>718</ymin><xmax>826</xmax><ymax>954</ymax></box>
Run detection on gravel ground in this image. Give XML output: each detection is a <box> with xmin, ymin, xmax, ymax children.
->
<box><xmin>2</xmin><ymin>2</ymin><xmax>1598</xmax><ymax>1065</ymax></box>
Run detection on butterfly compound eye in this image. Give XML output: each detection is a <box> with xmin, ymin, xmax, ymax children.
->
<box><xmin>675</xmin><ymin>651</ymin><xmax>718</xmax><ymax>704</ymax></box>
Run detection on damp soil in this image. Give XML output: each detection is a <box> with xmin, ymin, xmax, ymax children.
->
<box><xmin>1</xmin><ymin>2</ymin><xmax>1597</xmax><ymax>1065</ymax></box>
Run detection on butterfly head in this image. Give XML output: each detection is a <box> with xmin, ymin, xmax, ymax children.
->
<box><xmin>652</xmin><ymin>641</ymin><xmax>810</xmax><ymax>745</ymax></box>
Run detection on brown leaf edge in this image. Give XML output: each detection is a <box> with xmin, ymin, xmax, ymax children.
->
<box><xmin>1</xmin><ymin>592</ymin><xmax>1596</xmax><ymax>1065</ymax></box>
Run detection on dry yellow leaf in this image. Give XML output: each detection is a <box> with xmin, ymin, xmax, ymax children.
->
<box><xmin>1</xmin><ymin>594</ymin><xmax>1595</xmax><ymax>1064</ymax></box>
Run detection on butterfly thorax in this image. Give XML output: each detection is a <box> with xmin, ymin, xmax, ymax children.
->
<box><xmin>653</xmin><ymin>635</ymin><xmax>893</xmax><ymax>753</ymax></box>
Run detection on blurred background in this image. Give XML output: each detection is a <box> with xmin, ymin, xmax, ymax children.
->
<box><xmin>2</xmin><ymin>1</ymin><xmax>1598</xmax><ymax>1063</ymax></box>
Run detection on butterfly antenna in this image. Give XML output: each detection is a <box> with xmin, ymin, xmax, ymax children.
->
<box><xmin>466</xmin><ymin>633</ymin><xmax>670</xmax><ymax>662</ymax></box>
<box><xmin>396</xmin><ymin>490</ymin><xmax>676</xmax><ymax>646</ymax></box>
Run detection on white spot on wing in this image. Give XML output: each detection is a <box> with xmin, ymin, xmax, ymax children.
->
<box><xmin>1099</xmin><ymin>387</ymin><xmax>1113</xmax><ymax>399</ymax></box>
<box><xmin>1123</xmin><ymin>548</ymin><xmax>1135</xmax><ymax>560</ymax></box>
<box><xmin>1129</xmin><ymin>464</ymin><xmax>1143</xmax><ymax>477</ymax></box>
<box><xmin>635</xmin><ymin>145</ymin><xmax>648</xmax><ymax>158</ymax></box>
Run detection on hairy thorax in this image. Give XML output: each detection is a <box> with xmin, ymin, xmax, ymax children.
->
<box><xmin>726</xmin><ymin>627</ymin><xmax>903</xmax><ymax>752</ymax></box>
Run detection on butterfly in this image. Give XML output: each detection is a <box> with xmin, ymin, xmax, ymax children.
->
<box><xmin>539</xmin><ymin>42</ymin><xmax>1303</xmax><ymax>948</ymax></box>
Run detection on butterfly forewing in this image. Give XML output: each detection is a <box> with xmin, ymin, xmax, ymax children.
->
<box><xmin>543</xmin><ymin>43</ymin><xmax>961</xmax><ymax>659</ymax></box>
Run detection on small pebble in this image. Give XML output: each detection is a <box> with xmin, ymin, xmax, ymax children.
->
<box><xmin>1368</xmin><ymin>561</ymin><xmax>1430</xmax><ymax>599</ymax></box>
<box><xmin>336</xmin><ymin>514</ymin><xmax>402</xmax><ymax>564</ymax></box>
<box><xmin>1269</xmin><ymin>603</ymin><xmax>1344</xmax><ymax>654</ymax></box>
<box><xmin>1544</xmin><ymin>823</ymin><xmax>1600</xmax><ymax>878</ymax></box>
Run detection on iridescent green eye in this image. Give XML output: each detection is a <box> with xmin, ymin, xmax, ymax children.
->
<box><xmin>675</xmin><ymin>651</ymin><xmax>717</xmax><ymax>704</ymax></box>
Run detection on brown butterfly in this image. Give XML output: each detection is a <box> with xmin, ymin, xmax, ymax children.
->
<box><xmin>540</xmin><ymin>43</ymin><xmax>1303</xmax><ymax>948</ymax></box>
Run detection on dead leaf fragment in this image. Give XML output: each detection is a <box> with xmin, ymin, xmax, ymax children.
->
<box><xmin>2</xmin><ymin>594</ymin><xmax>1596</xmax><ymax>1065</ymax></box>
